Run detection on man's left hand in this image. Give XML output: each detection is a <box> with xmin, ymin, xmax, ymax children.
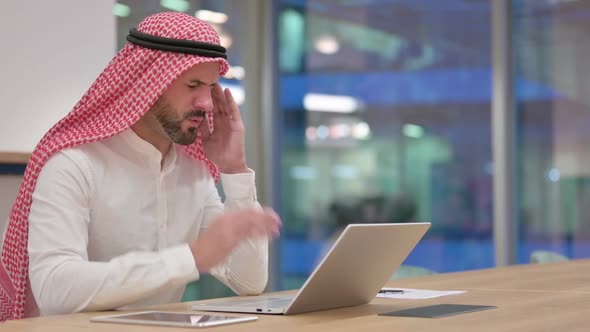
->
<box><xmin>200</xmin><ymin>84</ymin><xmax>248</xmax><ymax>174</ymax></box>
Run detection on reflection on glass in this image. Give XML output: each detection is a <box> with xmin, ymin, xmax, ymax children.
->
<box><xmin>278</xmin><ymin>0</ymin><xmax>493</xmax><ymax>289</ymax></box>
<box><xmin>514</xmin><ymin>0</ymin><xmax>590</xmax><ymax>263</ymax></box>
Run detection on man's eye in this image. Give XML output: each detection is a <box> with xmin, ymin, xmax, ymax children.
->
<box><xmin>187</xmin><ymin>84</ymin><xmax>198</xmax><ymax>88</ymax></box>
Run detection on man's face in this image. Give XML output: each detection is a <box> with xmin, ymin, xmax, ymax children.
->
<box><xmin>146</xmin><ymin>61</ymin><xmax>220</xmax><ymax>146</ymax></box>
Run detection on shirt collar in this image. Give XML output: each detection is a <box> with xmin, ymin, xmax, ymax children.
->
<box><xmin>117</xmin><ymin>128</ymin><xmax>177</xmax><ymax>172</ymax></box>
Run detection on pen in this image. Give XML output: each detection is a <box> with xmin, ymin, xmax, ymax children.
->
<box><xmin>379</xmin><ymin>289</ymin><xmax>404</xmax><ymax>294</ymax></box>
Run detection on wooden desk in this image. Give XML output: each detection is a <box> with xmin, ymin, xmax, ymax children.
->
<box><xmin>0</xmin><ymin>152</ymin><xmax>29</xmax><ymax>164</ymax></box>
<box><xmin>4</xmin><ymin>259</ymin><xmax>590</xmax><ymax>332</ymax></box>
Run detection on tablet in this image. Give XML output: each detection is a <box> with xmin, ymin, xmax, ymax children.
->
<box><xmin>379</xmin><ymin>304</ymin><xmax>497</xmax><ymax>318</ymax></box>
<box><xmin>91</xmin><ymin>311</ymin><xmax>258</xmax><ymax>328</ymax></box>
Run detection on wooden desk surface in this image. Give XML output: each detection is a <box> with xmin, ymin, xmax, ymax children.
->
<box><xmin>0</xmin><ymin>152</ymin><xmax>29</xmax><ymax>164</ymax></box>
<box><xmin>4</xmin><ymin>259</ymin><xmax>590</xmax><ymax>332</ymax></box>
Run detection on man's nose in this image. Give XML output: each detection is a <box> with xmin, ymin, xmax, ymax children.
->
<box><xmin>192</xmin><ymin>87</ymin><xmax>213</xmax><ymax>112</ymax></box>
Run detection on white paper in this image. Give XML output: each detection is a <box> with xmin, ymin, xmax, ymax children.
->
<box><xmin>376</xmin><ymin>287</ymin><xmax>466</xmax><ymax>300</ymax></box>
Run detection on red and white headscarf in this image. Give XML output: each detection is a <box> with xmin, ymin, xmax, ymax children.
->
<box><xmin>0</xmin><ymin>12</ymin><xmax>229</xmax><ymax>321</ymax></box>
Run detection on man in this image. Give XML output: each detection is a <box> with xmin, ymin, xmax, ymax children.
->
<box><xmin>0</xmin><ymin>12</ymin><xmax>281</xmax><ymax>320</ymax></box>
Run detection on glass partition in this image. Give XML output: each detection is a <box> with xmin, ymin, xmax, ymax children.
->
<box><xmin>513</xmin><ymin>0</ymin><xmax>590</xmax><ymax>263</ymax></box>
<box><xmin>277</xmin><ymin>0</ymin><xmax>493</xmax><ymax>288</ymax></box>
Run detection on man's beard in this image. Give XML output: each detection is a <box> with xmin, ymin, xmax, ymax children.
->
<box><xmin>152</xmin><ymin>100</ymin><xmax>205</xmax><ymax>146</ymax></box>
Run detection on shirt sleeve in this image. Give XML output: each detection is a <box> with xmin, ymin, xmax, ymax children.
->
<box><xmin>28</xmin><ymin>152</ymin><xmax>199</xmax><ymax>315</ymax></box>
<box><xmin>199</xmin><ymin>170</ymin><xmax>269</xmax><ymax>295</ymax></box>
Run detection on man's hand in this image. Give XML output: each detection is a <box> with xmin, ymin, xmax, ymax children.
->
<box><xmin>199</xmin><ymin>84</ymin><xmax>248</xmax><ymax>174</ymax></box>
<box><xmin>189</xmin><ymin>207</ymin><xmax>282</xmax><ymax>273</ymax></box>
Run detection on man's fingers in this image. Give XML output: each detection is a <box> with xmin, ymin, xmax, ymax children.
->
<box><xmin>212</xmin><ymin>84</ymin><xmax>229</xmax><ymax>117</ymax></box>
<box><xmin>256</xmin><ymin>208</ymin><xmax>282</xmax><ymax>237</ymax></box>
<box><xmin>198</xmin><ymin>115</ymin><xmax>212</xmax><ymax>139</ymax></box>
<box><xmin>263</xmin><ymin>207</ymin><xmax>283</xmax><ymax>226</ymax></box>
<box><xmin>236</xmin><ymin>208</ymin><xmax>282</xmax><ymax>238</ymax></box>
<box><xmin>216</xmin><ymin>207</ymin><xmax>282</xmax><ymax>241</ymax></box>
<box><xmin>224</xmin><ymin>88</ymin><xmax>242</xmax><ymax>122</ymax></box>
<box><xmin>261</xmin><ymin>208</ymin><xmax>282</xmax><ymax>236</ymax></box>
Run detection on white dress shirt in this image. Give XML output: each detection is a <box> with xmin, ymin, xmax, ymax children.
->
<box><xmin>27</xmin><ymin>128</ymin><xmax>268</xmax><ymax>316</ymax></box>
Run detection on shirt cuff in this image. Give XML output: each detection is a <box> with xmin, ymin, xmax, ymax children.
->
<box><xmin>220</xmin><ymin>169</ymin><xmax>257</xmax><ymax>201</ymax></box>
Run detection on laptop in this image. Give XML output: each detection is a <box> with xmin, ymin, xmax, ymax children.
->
<box><xmin>193</xmin><ymin>222</ymin><xmax>431</xmax><ymax>315</ymax></box>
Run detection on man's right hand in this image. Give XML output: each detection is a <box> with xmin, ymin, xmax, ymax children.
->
<box><xmin>189</xmin><ymin>207</ymin><xmax>281</xmax><ymax>273</ymax></box>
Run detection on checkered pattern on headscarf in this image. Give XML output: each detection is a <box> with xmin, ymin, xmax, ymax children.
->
<box><xmin>0</xmin><ymin>12</ymin><xmax>229</xmax><ymax>321</ymax></box>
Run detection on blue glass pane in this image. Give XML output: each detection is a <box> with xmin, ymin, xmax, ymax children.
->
<box><xmin>278</xmin><ymin>0</ymin><xmax>493</xmax><ymax>290</ymax></box>
<box><xmin>513</xmin><ymin>0</ymin><xmax>590</xmax><ymax>264</ymax></box>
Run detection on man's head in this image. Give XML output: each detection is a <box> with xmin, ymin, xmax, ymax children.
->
<box><xmin>122</xmin><ymin>12</ymin><xmax>229</xmax><ymax>152</ymax></box>
<box><xmin>133</xmin><ymin>61</ymin><xmax>219</xmax><ymax>147</ymax></box>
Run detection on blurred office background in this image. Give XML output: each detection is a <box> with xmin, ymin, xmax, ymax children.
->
<box><xmin>2</xmin><ymin>0</ymin><xmax>590</xmax><ymax>298</ymax></box>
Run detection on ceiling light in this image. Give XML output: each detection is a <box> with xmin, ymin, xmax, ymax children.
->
<box><xmin>316</xmin><ymin>125</ymin><xmax>329</xmax><ymax>139</ymax></box>
<box><xmin>403</xmin><ymin>124</ymin><xmax>424</xmax><ymax>139</ymax></box>
<box><xmin>332</xmin><ymin>164</ymin><xmax>359</xmax><ymax>179</ymax></box>
<box><xmin>352</xmin><ymin>122</ymin><xmax>371</xmax><ymax>140</ymax></box>
<box><xmin>289</xmin><ymin>166</ymin><xmax>317</xmax><ymax>180</ymax></box>
<box><xmin>220</xmin><ymin>84</ymin><xmax>244</xmax><ymax>105</ymax></box>
<box><xmin>195</xmin><ymin>10</ymin><xmax>228</xmax><ymax>24</ymax></box>
<box><xmin>548</xmin><ymin>168</ymin><xmax>560</xmax><ymax>182</ymax></box>
<box><xmin>315</xmin><ymin>35</ymin><xmax>340</xmax><ymax>55</ymax></box>
<box><xmin>226</xmin><ymin>66</ymin><xmax>245</xmax><ymax>80</ymax></box>
<box><xmin>113</xmin><ymin>3</ymin><xmax>130</xmax><ymax>17</ymax></box>
<box><xmin>160</xmin><ymin>0</ymin><xmax>189</xmax><ymax>12</ymax></box>
<box><xmin>329</xmin><ymin>124</ymin><xmax>351</xmax><ymax>139</ymax></box>
<box><xmin>303</xmin><ymin>93</ymin><xmax>359</xmax><ymax>113</ymax></box>
<box><xmin>219</xmin><ymin>32</ymin><xmax>233</xmax><ymax>49</ymax></box>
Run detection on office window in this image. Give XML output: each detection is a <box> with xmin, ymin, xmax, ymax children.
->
<box><xmin>277</xmin><ymin>0</ymin><xmax>493</xmax><ymax>288</ymax></box>
<box><xmin>514</xmin><ymin>0</ymin><xmax>590</xmax><ymax>262</ymax></box>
